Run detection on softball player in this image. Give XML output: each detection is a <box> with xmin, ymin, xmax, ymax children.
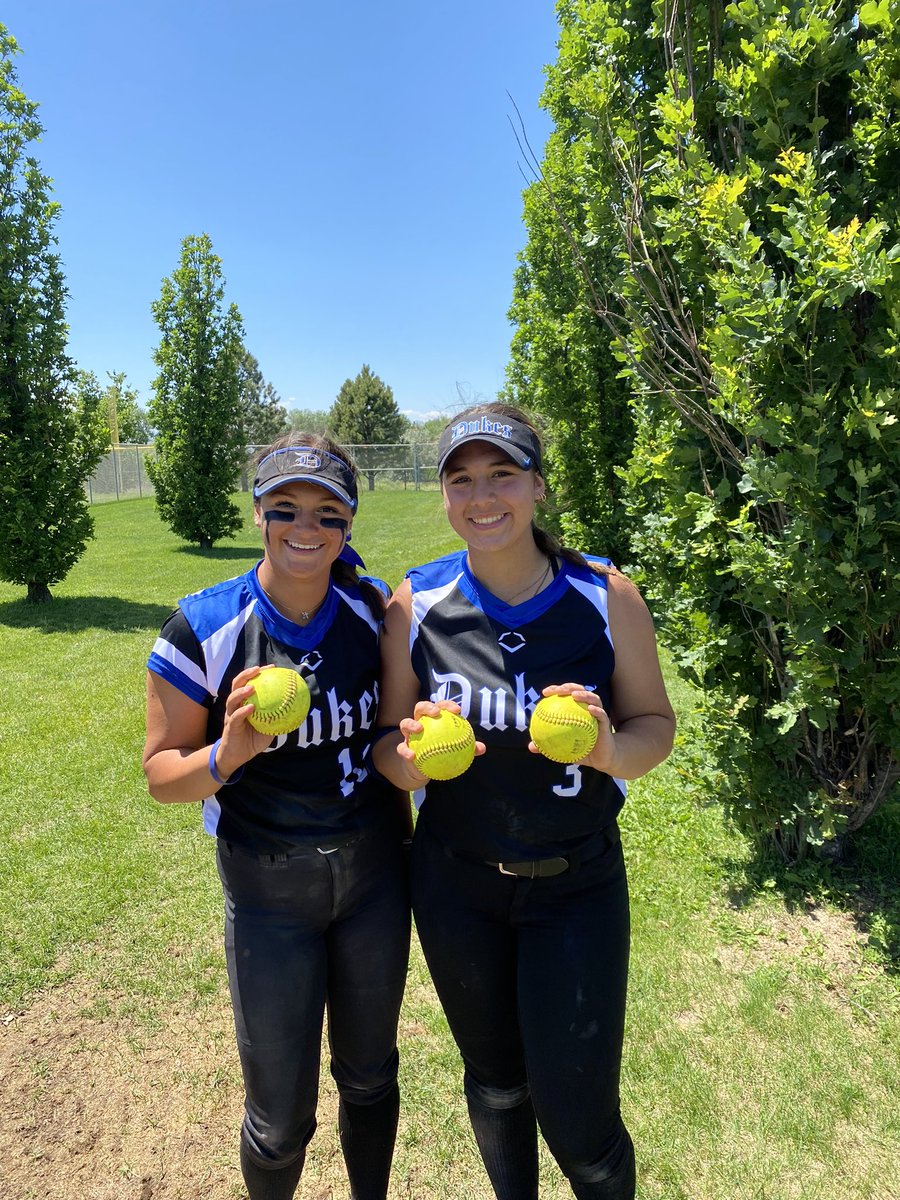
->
<box><xmin>144</xmin><ymin>435</ymin><xmax>410</xmax><ymax>1200</ymax></box>
<box><xmin>374</xmin><ymin>405</ymin><xmax>675</xmax><ymax>1199</ymax></box>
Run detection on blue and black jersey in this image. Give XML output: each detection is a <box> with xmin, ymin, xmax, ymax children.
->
<box><xmin>148</xmin><ymin>564</ymin><xmax>394</xmax><ymax>853</ymax></box>
<box><xmin>407</xmin><ymin>549</ymin><xmax>625</xmax><ymax>862</ymax></box>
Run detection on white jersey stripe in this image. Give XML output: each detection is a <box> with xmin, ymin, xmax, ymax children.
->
<box><xmin>150</xmin><ymin>637</ymin><xmax>209</xmax><ymax>696</ymax></box>
<box><xmin>337</xmin><ymin>586</ymin><xmax>380</xmax><ymax>634</ymax></box>
<box><xmin>567</xmin><ymin>573</ymin><xmax>614</xmax><ymax>651</ymax></box>
<box><xmin>202</xmin><ymin>602</ymin><xmax>257</xmax><ymax>697</ymax></box>
<box><xmin>410</xmin><ymin>573</ymin><xmax>464</xmax><ymax>652</ymax></box>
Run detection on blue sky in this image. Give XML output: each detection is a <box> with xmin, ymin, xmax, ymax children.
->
<box><xmin>3</xmin><ymin>1</ymin><xmax>558</xmax><ymax>422</ymax></box>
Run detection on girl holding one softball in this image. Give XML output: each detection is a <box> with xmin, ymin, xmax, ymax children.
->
<box><xmin>374</xmin><ymin>403</ymin><xmax>675</xmax><ymax>1200</ymax></box>
<box><xmin>143</xmin><ymin>435</ymin><xmax>410</xmax><ymax>1200</ymax></box>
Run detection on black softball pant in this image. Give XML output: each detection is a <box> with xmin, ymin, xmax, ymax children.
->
<box><xmin>410</xmin><ymin>822</ymin><xmax>634</xmax><ymax>1200</ymax></box>
<box><xmin>216</xmin><ymin>827</ymin><xmax>410</xmax><ymax>1200</ymax></box>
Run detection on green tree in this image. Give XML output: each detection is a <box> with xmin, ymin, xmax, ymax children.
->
<box><xmin>287</xmin><ymin>407</ymin><xmax>332</xmax><ymax>435</ymax></box>
<box><xmin>404</xmin><ymin>415</ymin><xmax>445</xmax><ymax>445</ymax></box>
<box><xmin>0</xmin><ymin>29</ymin><xmax>107</xmax><ymax>602</ymax></box>
<box><xmin>147</xmin><ymin>234</ymin><xmax>245</xmax><ymax>549</ymax></box>
<box><xmin>238</xmin><ymin>349</ymin><xmax>288</xmax><ymax>447</ymax></box>
<box><xmin>508</xmin><ymin>111</ymin><xmax>634</xmax><ymax>565</ymax></box>
<box><xmin>330</xmin><ymin>365</ymin><xmax>407</xmax><ymax>490</ymax></box>
<box><xmin>81</xmin><ymin>370</ymin><xmax>152</xmax><ymax>444</ymax></box>
<box><xmin>529</xmin><ymin>0</ymin><xmax>900</xmax><ymax>859</ymax></box>
<box><xmin>102</xmin><ymin>370</ymin><xmax>152</xmax><ymax>443</ymax></box>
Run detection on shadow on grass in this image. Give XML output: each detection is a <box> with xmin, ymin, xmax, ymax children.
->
<box><xmin>0</xmin><ymin>595</ymin><xmax>174</xmax><ymax>633</ymax></box>
<box><xmin>175</xmin><ymin>544</ymin><xmax>260</xmax><ymax>561</ymax></box>
<box><xmin>720</xmin><ymin>798</ymin><xmax>900</xmax><ymax>976</ymax></box>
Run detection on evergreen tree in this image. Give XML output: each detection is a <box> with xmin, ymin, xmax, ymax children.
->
<box><xmin>0</xmin><ymin>28</ymin><xmax>108</xmax><ymax>602</ymax></box>
<box><xmin>330</xmin><ymin>365</ymin><xmax>407</xmax><ymax>490</ymax></box>
<box><xmin>147</xmin><ymin>234</ymin><xmax>245</xmax><ymax>549</ymax></box>
<box><xmin>238</xmin><ymin>349</ymin><xmax>288</xmax><ymax>446</ymax></box>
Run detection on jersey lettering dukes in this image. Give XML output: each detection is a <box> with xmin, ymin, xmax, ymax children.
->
<box><xmin>408</xmin><ymin>550</ymin><xmax>626</xmax><ymax>862</ymax></box>
<box><xmin>148</xmin><ymin>564</ymin><xmax>391</xmax><ymax>853</ymax></box>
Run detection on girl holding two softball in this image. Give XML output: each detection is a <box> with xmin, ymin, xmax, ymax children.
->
<box><xmin>143</xmin><ymin>435</ymin><xmax>410</xmax><ymax>1200</ymax></box>
<box><xmin>374</xmin><ymin>403</ymin><xmax>675</xmax><ymax>1199</ymax></box>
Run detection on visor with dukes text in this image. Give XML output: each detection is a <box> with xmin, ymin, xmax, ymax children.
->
<box><xmin>437</xmin><ymin>415</ymin><xmax>542</xmax><ymax>476</ymax></box>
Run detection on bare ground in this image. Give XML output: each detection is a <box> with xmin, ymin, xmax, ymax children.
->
<box><xmin>1</xmin><ymin>902</ymin><xmax>893</xmax><ymax>1200</ymax></box>
<box><xmin>4</xmin><ymin>976</ymin><xmax>275</xmax><ymax>1200</ymax></box>
<box><xmin>0</xmin><ymin>974</ymin><xmax>450</xmax><ymax>1200</ymax></box>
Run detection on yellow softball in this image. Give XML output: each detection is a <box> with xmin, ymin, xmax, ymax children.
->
<box><xmin>529</xmin><ymin>694</ymin><xmax>598</xmax><ymax>764</ymax></box>
<box><xmin>247</xmin><ymin>667</ymin><xmax>311</xmax><ymax>735</ymax></box>
<box><xmin>409</xmin><ymin>710</ymin><xmax>476</xmax><ymax>781</ymax></box>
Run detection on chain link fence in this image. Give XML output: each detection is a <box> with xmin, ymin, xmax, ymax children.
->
<box><xmin>86</xmin><ymin>443</ymin><xmax>441</xmax><ymax>503</ymax></box>
<box><xmin>85</xmin><ymin>445</ymin><xmax>156</xmax><ymax>503</ymax></box>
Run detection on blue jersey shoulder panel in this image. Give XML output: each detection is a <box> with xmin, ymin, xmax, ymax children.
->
<box><xmin>406</xmin><ymin>550</ymin><xmax>467</xmax><ymax>591</ymax></box>
<box><xmin>178</xmin><ymin>572</ymin><xmax>253</xmax><ymax>644</ymax></box>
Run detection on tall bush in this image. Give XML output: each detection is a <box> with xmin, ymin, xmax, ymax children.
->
<box><xmin>147</xmin><ymin>234</ymin><xmax>245</xmax><ymax>549</ymax></box>
<box><xmin>508</xmin><ymin>97</ymin><xmax>635</xmax><ymax>565</ymax></box>
<box><xmin>521</xmin><ymin>0</ymin><xmax>899</xmax><ymax>859</ymax></box>
<box><xmin>0</xmin><ymin>28</ymin><xmax>108</xmax><ymax>602</ymax></box>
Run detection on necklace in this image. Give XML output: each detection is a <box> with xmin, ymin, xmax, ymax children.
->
<box><xmin>499</xmin><ymin>558</ymin><xmax>552</xmax><ymax>606</ymax></box>
<box><xmin>260</xmin><ymin>583</ymin><xmax>327</xmax><ymax>625</ymax></box>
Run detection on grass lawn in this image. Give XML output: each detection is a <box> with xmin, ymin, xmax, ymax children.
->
<box><xmin>0</xmin><ymin>492</ymin><xmax>897</xmax><ymax>1199</ymax></box>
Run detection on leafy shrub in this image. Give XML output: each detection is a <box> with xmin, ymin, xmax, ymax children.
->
<box><xmin>516</xmin><ymin>0</ymin><xmax>900</xmax><ymax>860</ymax></box>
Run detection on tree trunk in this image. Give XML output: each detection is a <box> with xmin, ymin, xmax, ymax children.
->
<box><xmin>846</xmin><ymin>759</ymin><xmax>900</xmax><ymax>833</ymax></box>
<box><xmin>26</xmin><ymin>581</ymin><xmax>52</xmax><ymax>603</ymax></box>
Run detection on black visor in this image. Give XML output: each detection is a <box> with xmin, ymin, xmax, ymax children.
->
<box><xmin>437</xmin><ymin>414</ymin><xmax>542</xmax><ymax>476</ymax></box>
<box><xmin>253</xmin><ymin>446</ymin><xmax>358</xmax><ymax>511</ymax></box>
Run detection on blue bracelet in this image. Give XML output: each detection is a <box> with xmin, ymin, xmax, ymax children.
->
<box><xmin>208</xmin><ymin>738</ymin><xmax>245</xmax><ymax>787</ymax></box>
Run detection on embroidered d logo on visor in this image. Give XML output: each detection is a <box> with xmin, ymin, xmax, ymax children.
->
<box><xmin>253</xmin><ymin>446</ymin><xmax>359</xmax><ymax>512</ymax></box>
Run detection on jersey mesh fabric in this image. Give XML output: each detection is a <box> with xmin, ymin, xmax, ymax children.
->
<box><xmin>407</xmin><ymin>550</ymin><xmax>626</xmax><ymax>862</ymax></box>
<box><xmin>148</xmin><ymin>564</ymin><xmax>393</xmax><ymax>853</ymax></box>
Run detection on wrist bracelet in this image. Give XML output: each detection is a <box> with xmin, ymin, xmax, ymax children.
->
<box><xmin>208</xmin><ymin>738</ymin><xmax>245</xmax><ymax>787</ymax></box>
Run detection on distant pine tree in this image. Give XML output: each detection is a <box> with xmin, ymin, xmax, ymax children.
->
<box><xmin>330</xmin><ymin>365</ymin><xmax>407</xmax><ymax>490</ymax></box>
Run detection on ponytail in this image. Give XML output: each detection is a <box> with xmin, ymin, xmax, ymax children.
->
<box><xmin>331</xmin><ymin>559</ymin><xmax>388</xmax><ymax>620</ymax></box>
<box><xmin>532</xmin><ymin>524</ymin><xmax>612</xmax><ymax>577</ymax></box>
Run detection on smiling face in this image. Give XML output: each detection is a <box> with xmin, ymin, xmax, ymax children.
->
<box><xmin>441</xmin><ymin>440</ymin><xmax>544</xmax><ymax>556</ymax></box>
<box><xmin>254</xmin><ymin>480</ymin><xmax>353</xmax><ymax>586</ymax></box>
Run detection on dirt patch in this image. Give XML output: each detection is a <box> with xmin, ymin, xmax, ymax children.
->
<box><xmin>0</xmin><ymin>977</ymin><xmax>355</xmax><ymax>1200</ymax></box>
<box><xmin>0</xmin><ymin>967</ymin><xmax>471</xmax><ymax>1200</ymax></box>
<box><xmin>716</xmin><ymin>902</ymin><xmax>866</xmax><ymax>968</ymax></box>
<box><xmin>712</xmin><ymin>901</ymin><xmax>887</xmax><ymax>1017</ymax></box>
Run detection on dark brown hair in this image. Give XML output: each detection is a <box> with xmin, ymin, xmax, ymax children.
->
<box><xmin>253</xmin><ymin>433</ymin><xmax>387</xmax><ymax>619</ymax></box>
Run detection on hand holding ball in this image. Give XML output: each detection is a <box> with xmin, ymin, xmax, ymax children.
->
<box><xmin>247</xmin><ymin>668</ymin><xmax>311</xmax><ymax>735</ymax></box>
<box><xmin>409</xmin><ymin>710</ymin><xmax>476</xmax><ymax>780</ymax></box>
<box><xmin>529</xmin><ymin>695</ymin><xmax>598</xmax><ymax>764</ymax></box>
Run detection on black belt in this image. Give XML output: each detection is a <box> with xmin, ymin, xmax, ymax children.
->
<box><xmin>440</xmin><ymin>842</ymin><xmax>571</xmax><ymax>877</ymax></box>
<box><xmin>491</xmin><ymin>857</ymin><xmax>569</xmax><ymax>878</ymax></box>
<box><xmin>438</xmin><ymin>823</ymin><xmax>620</xmax><ymax>879</ymax></box>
